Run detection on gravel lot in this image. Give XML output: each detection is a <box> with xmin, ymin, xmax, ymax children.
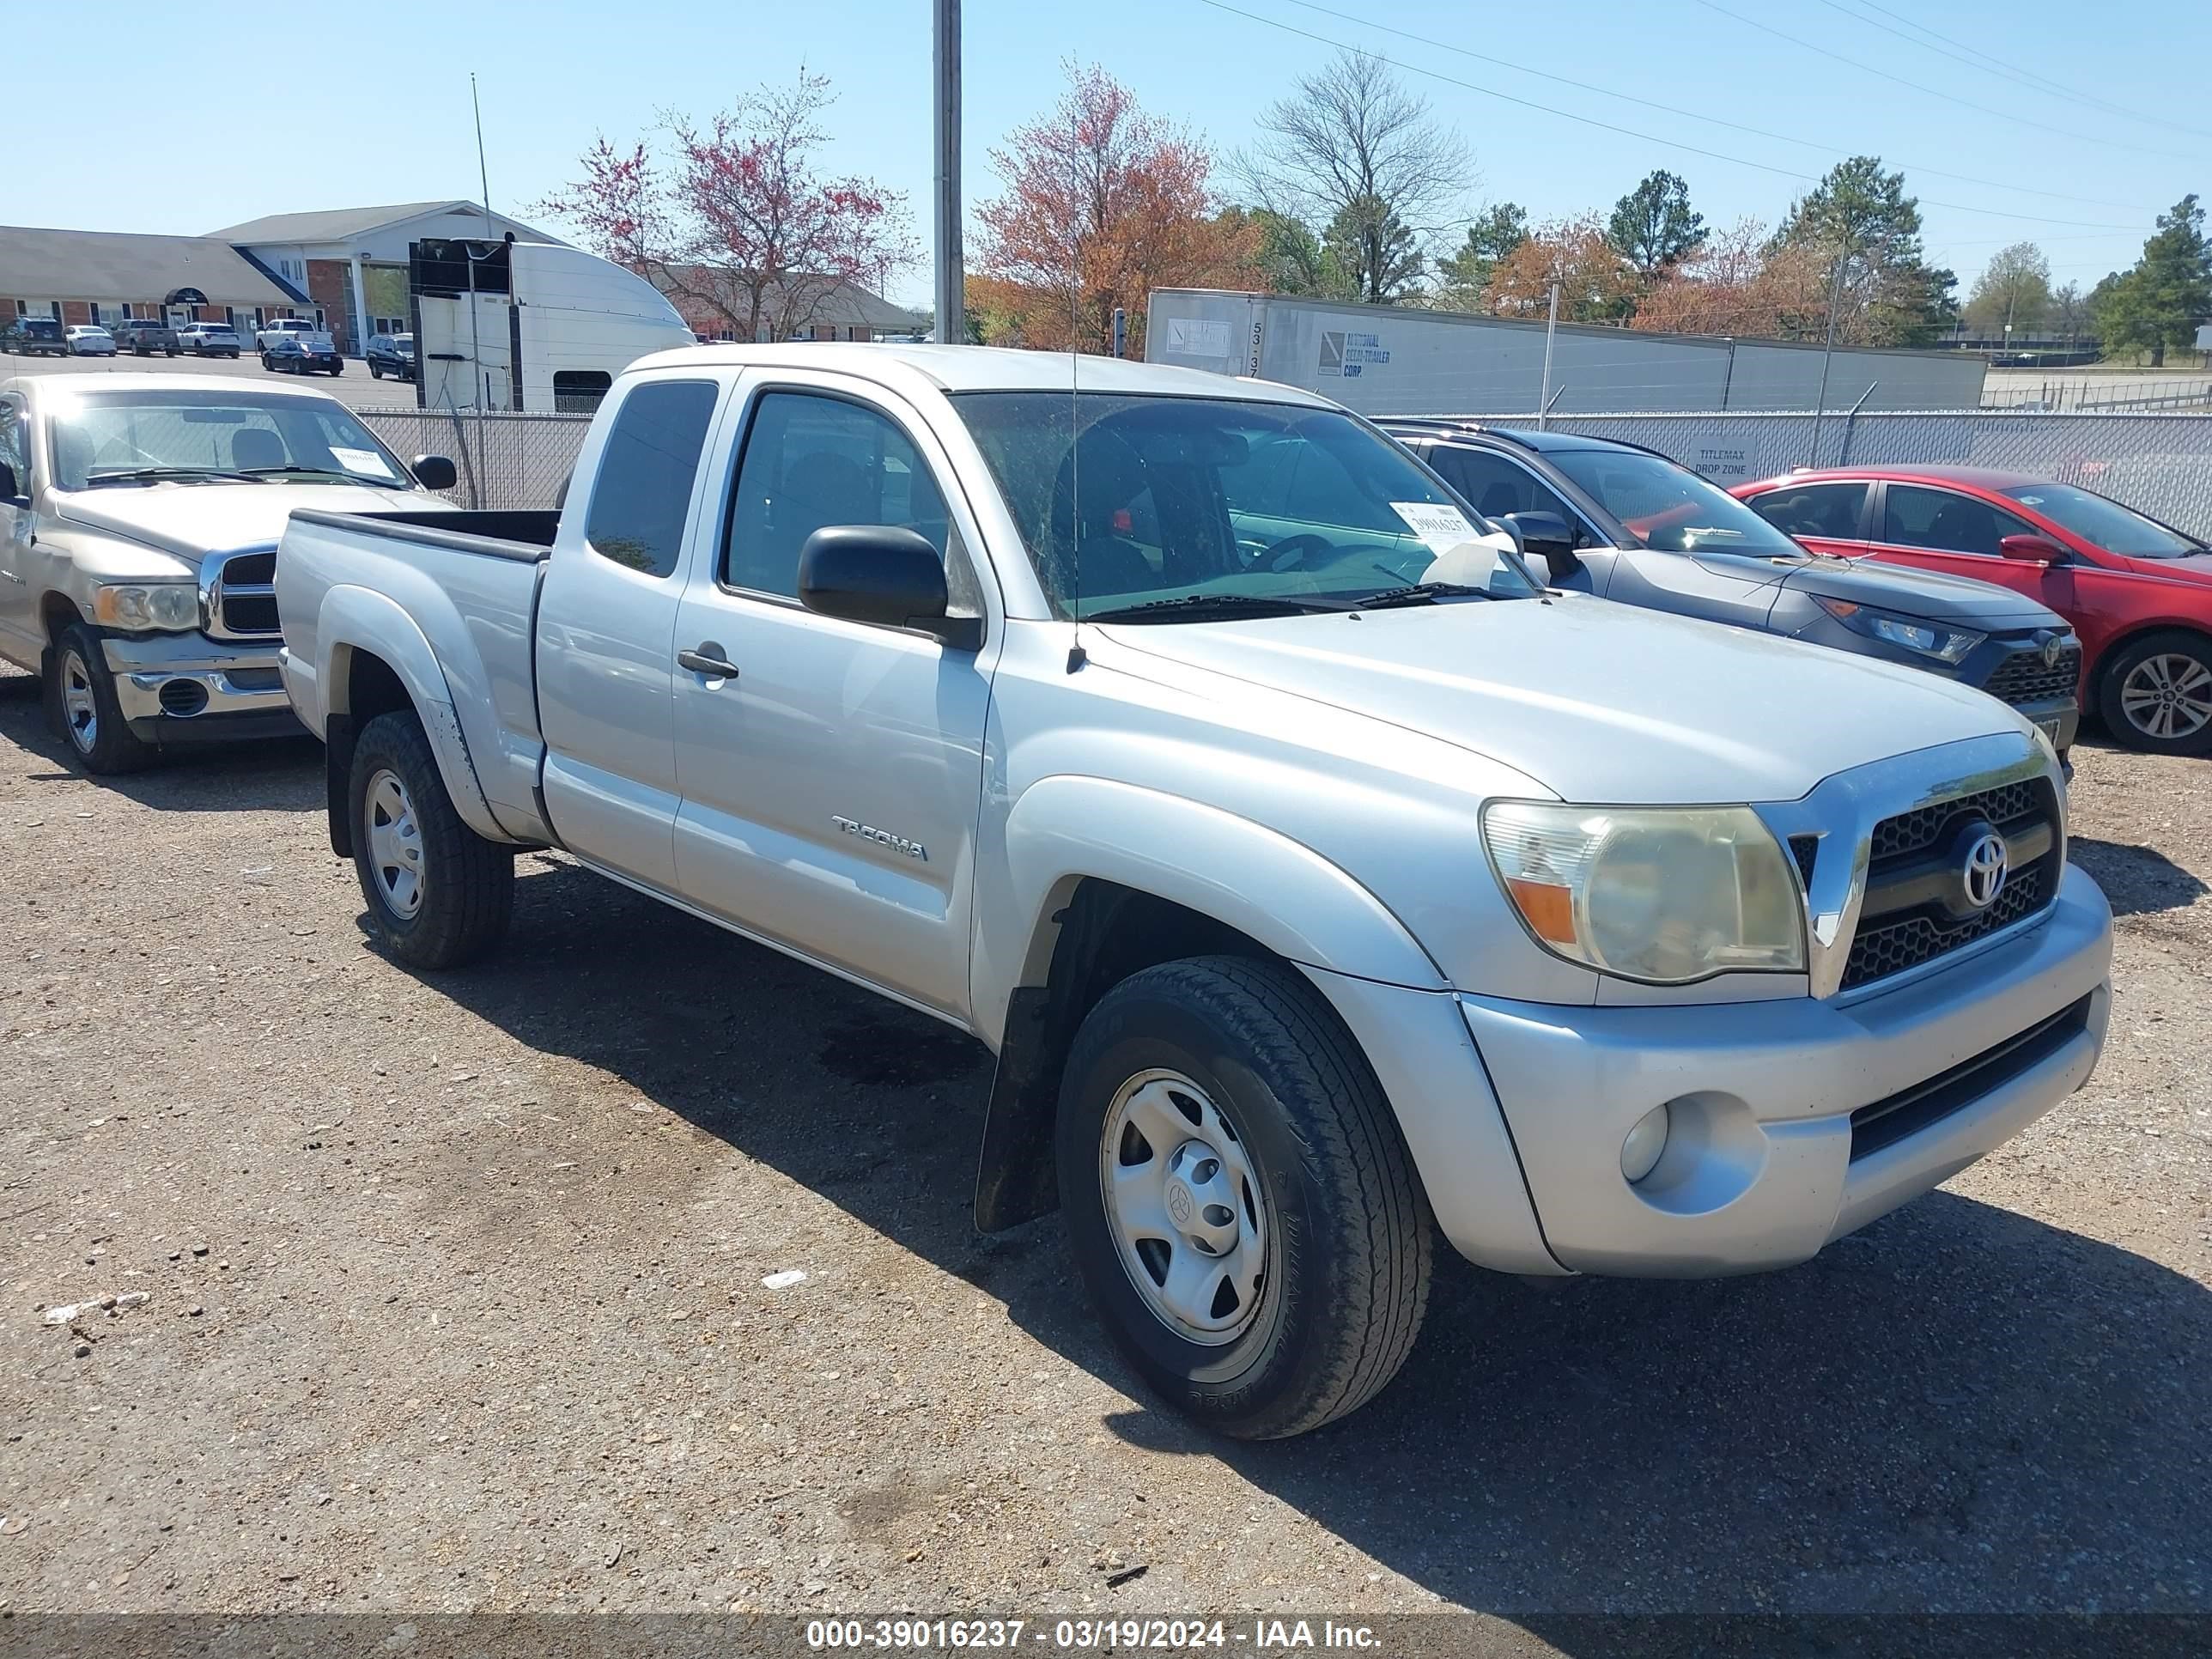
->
<box><xmin>0</xmin><ymin>665</ymin><xmax>2207</xmax><ymax>1638</ymax></box>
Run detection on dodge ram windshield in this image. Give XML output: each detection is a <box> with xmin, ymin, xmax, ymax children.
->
<box><xmin>953</xmin><ymin>392</ymin><xmax>1540</xmax><ymax>619</ymax></box>
<box><xmin>49</xmin><ymin>389</ymin><xmax>416</xmax><ymax>491</ymax></box>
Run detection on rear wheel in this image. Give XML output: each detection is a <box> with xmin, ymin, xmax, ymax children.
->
<box><xmin>45</xmin><ymin>623</ymin><xmax>155</xmax><ymax>775</ymax></box>
<box><xmin>2097</xmin><ymin>630</ymin><xmax>2212</xmax><ymax>756</ymax></box>
<box><xmin>1055</xmin><ymin>956</ymin><xmax>1431</xmax><ymax>1439</ymax></box>
<box><xmin>349</xmin><ymin>709</ymin><xmax>514</xmax><ymax>969</ymax></box>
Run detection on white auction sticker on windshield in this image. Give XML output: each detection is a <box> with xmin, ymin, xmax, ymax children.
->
<box><xmin>331</xmin><ymin>447</ymin><xmax>396</xmax><ymax>479</ymax></box>
<box><xmin>1389</xmin><ymin>501</ymin><xmax>1481</xmax><ymax>556</ymax></box>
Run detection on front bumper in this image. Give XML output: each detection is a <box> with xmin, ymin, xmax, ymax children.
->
<box><xmin>1454</xmin><ymin>862</ymin><xmax>2111</xmax><ymax>1276</ymax></box>
<box><xmin>100</xmin><ymin>633</ymin><xmax>301</xmax><ymax>743</ymax></box>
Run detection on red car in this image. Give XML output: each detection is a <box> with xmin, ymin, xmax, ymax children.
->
<box><xmin>1734</xmin><ymin>465</ymin><xmax>2212</xmax><ymax>756</ymax></box>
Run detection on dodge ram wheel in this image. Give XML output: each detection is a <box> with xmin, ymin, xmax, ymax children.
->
<box><xmin>45</xmin><ymin>623</ymin><xmax>155</xmax><ymax>775</ymax></box>
<box><xmin>2098</xmin><ymin>630</ymin><xmax>2212</xmax><ymax>757</ymax></box>
<box><xmin>1056</xmin><ymin>956</ymin><xmax>1431</xmax><ymax>1438</ymax></box>
<box><xmin>349</xmin><ymin>709</ymin><xmax>514</xmax><ymax>969</ymax></box>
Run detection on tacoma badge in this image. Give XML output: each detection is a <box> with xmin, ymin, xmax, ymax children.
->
<box><xmin>832</xmin><ymin>816</ymin><xmax>927</xmax><ymax>860</ymax></box>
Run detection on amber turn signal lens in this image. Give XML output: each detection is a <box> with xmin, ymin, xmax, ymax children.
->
<box><xmin>1504</xmin><ymin>877</ymin><xmax>1577</xmax><ymax>945</ymax></box>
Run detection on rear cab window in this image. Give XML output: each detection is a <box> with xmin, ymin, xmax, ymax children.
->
<box><xmin>582</xmin><ymin>380</ymin><xmax>720</xmax><ymax>578</ymax></box>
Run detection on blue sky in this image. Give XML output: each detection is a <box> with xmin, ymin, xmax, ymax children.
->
<box><xmin>16</xmin><ymin>0</ymin><xmax>2207</xmax><ymax>307</ymax></box>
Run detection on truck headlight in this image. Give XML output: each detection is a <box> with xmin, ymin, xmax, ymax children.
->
<box><xmin>1481</xmin><ymin>801</ymin><xmax>1807</xmax><ymax>984</ymax></box>
<box><xmin>91</xmin><ymin>583</ymin><xmax>201</xmax><ymax>632</ymax></box>
<box><xmin>1812</xmin><ymin>597</ymin><xmax>1984</xmax><ymax>665</ymax></box>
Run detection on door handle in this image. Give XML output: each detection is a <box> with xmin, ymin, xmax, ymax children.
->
<box><xmin>677</xmin><ymin>642</ymin><xmax>740</xmax><ymax>678</ymax></box>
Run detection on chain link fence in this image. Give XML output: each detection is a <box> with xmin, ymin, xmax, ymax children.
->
<box><xmin>1459</xmin><ymin>410</ymin><xmax>2212</xmax><ymax>538</ymax></box>
<box><xmin>356</xmin><ymin>408</ymin><xmax>591</xmax><ymax>510</ymax></box>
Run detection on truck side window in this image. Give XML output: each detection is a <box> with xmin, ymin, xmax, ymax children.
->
<box><xmin>724</xmin><ymin>392</ymin><xmax>968</xmax><ymax>605</ymax></box>
<box><xmin>583</xmin><ymin>380</ymin><xmax>719</xmax><ymax>578</ymax></box>
<box><xmin>0</xmin><ymin>403</ymin><xmax>25</xmax><ymax>491</ymax></box>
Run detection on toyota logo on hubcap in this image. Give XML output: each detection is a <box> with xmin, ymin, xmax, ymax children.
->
<box><xmin>1962</xmin><ymin>830</ymin><xmax>2009</xmax><ymax>910</ymax></box>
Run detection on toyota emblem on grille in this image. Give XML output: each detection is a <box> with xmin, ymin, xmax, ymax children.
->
<box><xmin>2040</xmin><ymin>634</ymin><xmax>2063</xmax><ymax>669</ymax></box>
<box><xmin>1962</xmin><ymin>830</ymin><xmax>2009</xmax><ymax>910</ymax></box>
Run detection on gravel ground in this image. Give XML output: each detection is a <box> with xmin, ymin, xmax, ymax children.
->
<box><xmin>0</xmin><ymin>664</ymin><xmax>2206</xmax><ymax>1638</ymax></box>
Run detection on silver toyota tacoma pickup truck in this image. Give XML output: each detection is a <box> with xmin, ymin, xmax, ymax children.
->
<box><xmin>275</xmin><ymin>345</ymin><xmax>2113</xmax><ymax>1438</ymax></box>
<box><xmin>0</xmin><ymin>373</ymin><xmax>456</xmax><ymax>773</ymax></box>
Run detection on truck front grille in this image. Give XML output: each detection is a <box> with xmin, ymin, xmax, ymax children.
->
<box><xmin>204</xmin><ymin>549</ymin><xmax>280</xmax><ymax>641</ymax></box>
<box><xmin>1841</xmin><ymin>778</ymin><xmax>2061</xmax><ymax>991</ymax></box>
<box><xmin>1981</xmin><ymin>646</ymin><xmax>2081</xmax><ymax>708</ymax></box>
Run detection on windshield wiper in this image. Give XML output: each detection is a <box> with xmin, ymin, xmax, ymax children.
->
<box><xmin>1353</xmin><ymin>580</ymin><xmax>1497</xmax><ymax>610</ymax></box>
<box><xmin>1085</xmin><ymin>592</ymin><xmax>1352</xmax><ymax>623</ymax></box>
<box><xmin>83</xmin><ymin>466</ymin><xmax>264</xmax><ymax>487</ymax></box>
<box><xmin>239</xmin><ymin>465</ymin><xmax>380</xmax><ymax>484</ymax></box>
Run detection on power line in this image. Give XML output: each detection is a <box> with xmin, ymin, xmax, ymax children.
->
<box><xmin>1833</xmin><ymin>0</ymin><xmax>2212</xmax><ymax>144</ymax></box>
<box><xmin>1264</xmin><ymin>0</ymin><xmax>2160</xmax><ymax>212</ymax></box>
<box><xmin>1690</xmin><ymin>0</ymin><xmax>2197</xmax><ymax>164</ymax></box>
<box><xmin>1196</xmin><ymin>0</ymin><xmax>2149</xmax><ymax>232</ymax></box>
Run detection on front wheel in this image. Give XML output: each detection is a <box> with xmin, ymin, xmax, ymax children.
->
<box><xmin>45</xmin><ymin>623</ymin><xmax>155</xmax><ymax>775</ymax></box>
<box><xmin>349</xmin><ymin>709</ymin><xmax>514</xmax><ymax>969</ymax></box>
<box><xmin>1055</xmin><ymin>956</ymin><xmax>1432</xmax><ymax>1439</ymax></box>
<box><xmin>260</xmin><ymin>351</ymin><xmax>275</xmax><ymax>372</ymax></box>
<box><xmin>2097</xmin><ymin>630</ymin><xmax>2212</xmax><ymax>756</ymax></box>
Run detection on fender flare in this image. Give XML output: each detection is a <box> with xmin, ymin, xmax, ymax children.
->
<box><xmin>970</xmin><ymin>776</ymin><xmax>1446</xmax><ymax>1232</ymax></box>
<box><xmin>314</xmin><ymin>583</ymin><xmax>510</xmax><ymax>844</ymax></box>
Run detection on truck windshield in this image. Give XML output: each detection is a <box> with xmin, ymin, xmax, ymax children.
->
<box><xmin>1546</xmin><ymin>448</ymin><xmax>1804</xmax><ymax>557</ymax></box>
<box><xmin>2002</xmin><ymin>482</ymin><xmax>2203</xmax><ymax>559</ymax></box>
<box><xmin>49</xmin><ymin>389</ymin><xmax>416</xmax><ymax>492</ymax></box>
<box><xmin>952</xmin><ymin>392</ymin><xmax>1540</xmax><ymax>619</ymax></box>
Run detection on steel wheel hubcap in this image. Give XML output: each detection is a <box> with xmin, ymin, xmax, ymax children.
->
<box><xmin>2121</xmin><ymin>653</ymin><xmax>2212</xmax><ymax>741</ymax></box>
<box><xmin>364</xmin><ymin>769</ymin><xmax>426</xmax><ymax>920</ymax></box>
<box><xmin>1099</xmin><ymin>1068</ymin><xmax>1268</xmax><ymax>1346</ymax></box>
<box><xmin>60</xmin><ymin>649</ymin><xmax>97</xmax><ymax>751</ymax></box>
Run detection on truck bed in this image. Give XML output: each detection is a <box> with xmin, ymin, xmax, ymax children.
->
<box><xmin>276</xmin><ymin>507</ymin><xmax>556</xmax><ymax>845</ymax></box>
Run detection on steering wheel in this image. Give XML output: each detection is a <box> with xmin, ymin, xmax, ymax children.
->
<box><xmin>1257</xmin><ymin>532</ymin><xmax>1339</xmax><ymax>573</ymax></box>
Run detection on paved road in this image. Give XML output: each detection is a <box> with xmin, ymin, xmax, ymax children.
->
<box><xmin>0</xmin><ymin>679</ymin><xmax>2205</xmax><ymax>1641</ymax></box>
<box><xmin>0</xmin><ymin>347</ymin><xmax>423</xmax><ymax>413</ymax></box>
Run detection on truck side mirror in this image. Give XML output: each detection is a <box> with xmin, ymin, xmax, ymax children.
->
<box><xmin>0</xmin><ymin>460</ymin><xmax>19</xmax><ymax>502</ymax></box>
<box><xmin>1998</xmin><ymin>532</ymin><xmax>2064</xmax><ymax>566</ymax></box>
<box><xmin>799</xmin><ymin>525</ymin><xmax>980</xmax><ymax>648</ymax></box>
<box><xmin>411</xmin><ymin>453</ymin><xmax>458</xmax><ymax>491</ymax></box>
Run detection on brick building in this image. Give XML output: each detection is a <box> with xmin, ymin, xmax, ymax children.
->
<box><xmin>1</xmin><ymin>226</ymin><xmax>307</xmax><ymax>336</ymax></box>
<box><xmin>651</xmin><ymin>268</ymin><xmax>927</xmax><ymax>343</ymax></box>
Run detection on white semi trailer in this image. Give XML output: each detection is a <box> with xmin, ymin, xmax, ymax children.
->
<box><xmin>1145</xmin><ymin>289</ymin><xmax>1986</xmax><ymax>416</ymax></box>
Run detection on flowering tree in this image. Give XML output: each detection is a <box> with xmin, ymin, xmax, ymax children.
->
<box><xmin>1629</xmin><ymin>218</ymin><xmax>1833</xmax><ymax>340</ymax></box>
<box><xmin>972</xmin><ymin>63</ymin><xmax>1261</xmax><ymax>355</ymax></box>
<box><xmin>537</xmin><ymin>72</ymin><xmax>918</xmax><ymax>343</ymax></box>
<box><xmin>1481</xmin><ymin>216</ymin><xmax>1638</xmax><ymax>324</ymax></box>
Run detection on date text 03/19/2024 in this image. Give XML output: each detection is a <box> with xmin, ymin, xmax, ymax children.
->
<box><xmin>805</xmin><ymin>1619</ymin><xmax>1382</xmax><ymax>1651</ymax></box>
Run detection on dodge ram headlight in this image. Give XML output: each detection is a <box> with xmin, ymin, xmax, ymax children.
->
<box><xmin>1482</xmin><ymin>802</ymin><xmax>1806</xmax><ymax>984</ymax></box>
<box><xmin>1811</xmin><ymin>597</ymin><xmax>1984</xmax><ymax>665</ymax></box>
<box><xmin>91</xmin><ymin>583</ymin><xmax>201</xmax><ymax>632</ymax></box>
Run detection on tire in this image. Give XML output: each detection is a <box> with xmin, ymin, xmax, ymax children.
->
<box><xmin>368</xmin><ymin>362</ymin><xmax>382</xmax><ymax>380</ymax></box>
<box><xmin>348</xmin><ymin>709</ymin><xmax>514</xmax><ymax>969</ymax></box>
<box><xmin>2095</xmin><ymin>629</ymin><xmax>2212</xmax><ymax>757</ymax></box>
<box><xmin>260</xmin><ymin>352</ymin><xmax>274</xmax><ymax>372</ymax></box>
<box><xmin>45</xmin><ymin>623</ymin><xmax>155</xmax><ymax>775</ymax></box>
<box><xmin>1054</xmin><ymin>955</ymin><xmax>1432</xmax><ymax>1439</ymax></box>
<box><xmin>327</xmin><ymin>364</ymin><xmax>342</xmax><ymax>376</ymax></box>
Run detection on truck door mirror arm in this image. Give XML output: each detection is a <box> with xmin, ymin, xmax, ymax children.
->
<box><xmin>798</xmin><ymin>525</ymin><xmax>982</xmax><ymax>650</ymax></box>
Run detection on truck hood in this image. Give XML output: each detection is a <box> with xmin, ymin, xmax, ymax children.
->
<box><xmin>1784</xmin><ymin>554</ymin><xmax>2063</xmax><ymax>627</ymax></box>
<box><xmin>1101</xmin><ymin>593</ymin><xmax>2026</xmax><ymax>805</ymax></box>
<box><xmin>53</xmin><ymin>483</ymin><xmax>446</xmax><ymax>563</ymax></box>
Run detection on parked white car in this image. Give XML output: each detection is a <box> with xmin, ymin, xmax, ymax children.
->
<box><xmin>0</xmin><ymin>373</ymin><xmax>459</xmax><ymax>773</ymax></box>
<box><xmin>179</xmin><ymin>320</ymin><xmax>243</xmax><ymax>358</ymax></box>
<box><xmin>273</xmin><ymin>344</ymin><xmax>2114</xmax><ymax>1438</ymax></box>
<box><xmin>65</xmin><ymin>325</ymin><xmax>116</xmax><ymax>357</ymax></box>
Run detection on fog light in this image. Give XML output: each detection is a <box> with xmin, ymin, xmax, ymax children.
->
<box><xmin>1620</xmin><ymin>1103</ymin><xmax>1671</xmax><ymax>1184</ymax></box>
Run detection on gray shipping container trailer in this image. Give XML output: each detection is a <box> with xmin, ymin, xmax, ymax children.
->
<box><xmin>1143</xmin><ymin>289</ymin><xmax>1987</xmax><ymax>416</ymax></box>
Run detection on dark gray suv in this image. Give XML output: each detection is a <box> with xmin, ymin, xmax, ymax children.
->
<box><xmin>1384</xmin><ymin>419</ymin><xmax>2081</xmax><ymax>763</ymax></box>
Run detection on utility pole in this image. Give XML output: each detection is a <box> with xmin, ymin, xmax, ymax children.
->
<box><xmin>933</xmin><ymin>0</ymin><xmax>963</xmax><ymax>345</ymax></box>
<box><xmin>1808</xmin><ymin>252</ymin><xmax>1850</xmax><ymax>466</ymax></box>
<box><xmin>1537</xmin><ymin>280</ymin><xmax>1560</xmax><ymax>428</ymax></box>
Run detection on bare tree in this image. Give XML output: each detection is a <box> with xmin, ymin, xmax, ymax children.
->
<box><xmin>1236</xmin><ymin>51</ymin><xmax>1471</xmax><ymax>304</ymax></box>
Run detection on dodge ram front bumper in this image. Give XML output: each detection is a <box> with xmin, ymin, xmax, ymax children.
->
<box><xmin>101</xmin><ymin>634</ymin><xmax>303</xmax><ymax>744</ymax></box>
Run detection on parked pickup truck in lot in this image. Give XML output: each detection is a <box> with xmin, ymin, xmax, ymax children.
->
<box><xmin>0</xmin><ymin>373</ymin><xmax>457</xmax><ymax>773</ymax></box>
<box><xmin>276</xmin><ymin>344</ymin><xmax>2114</xmax><ymax>1438</ymax></box>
